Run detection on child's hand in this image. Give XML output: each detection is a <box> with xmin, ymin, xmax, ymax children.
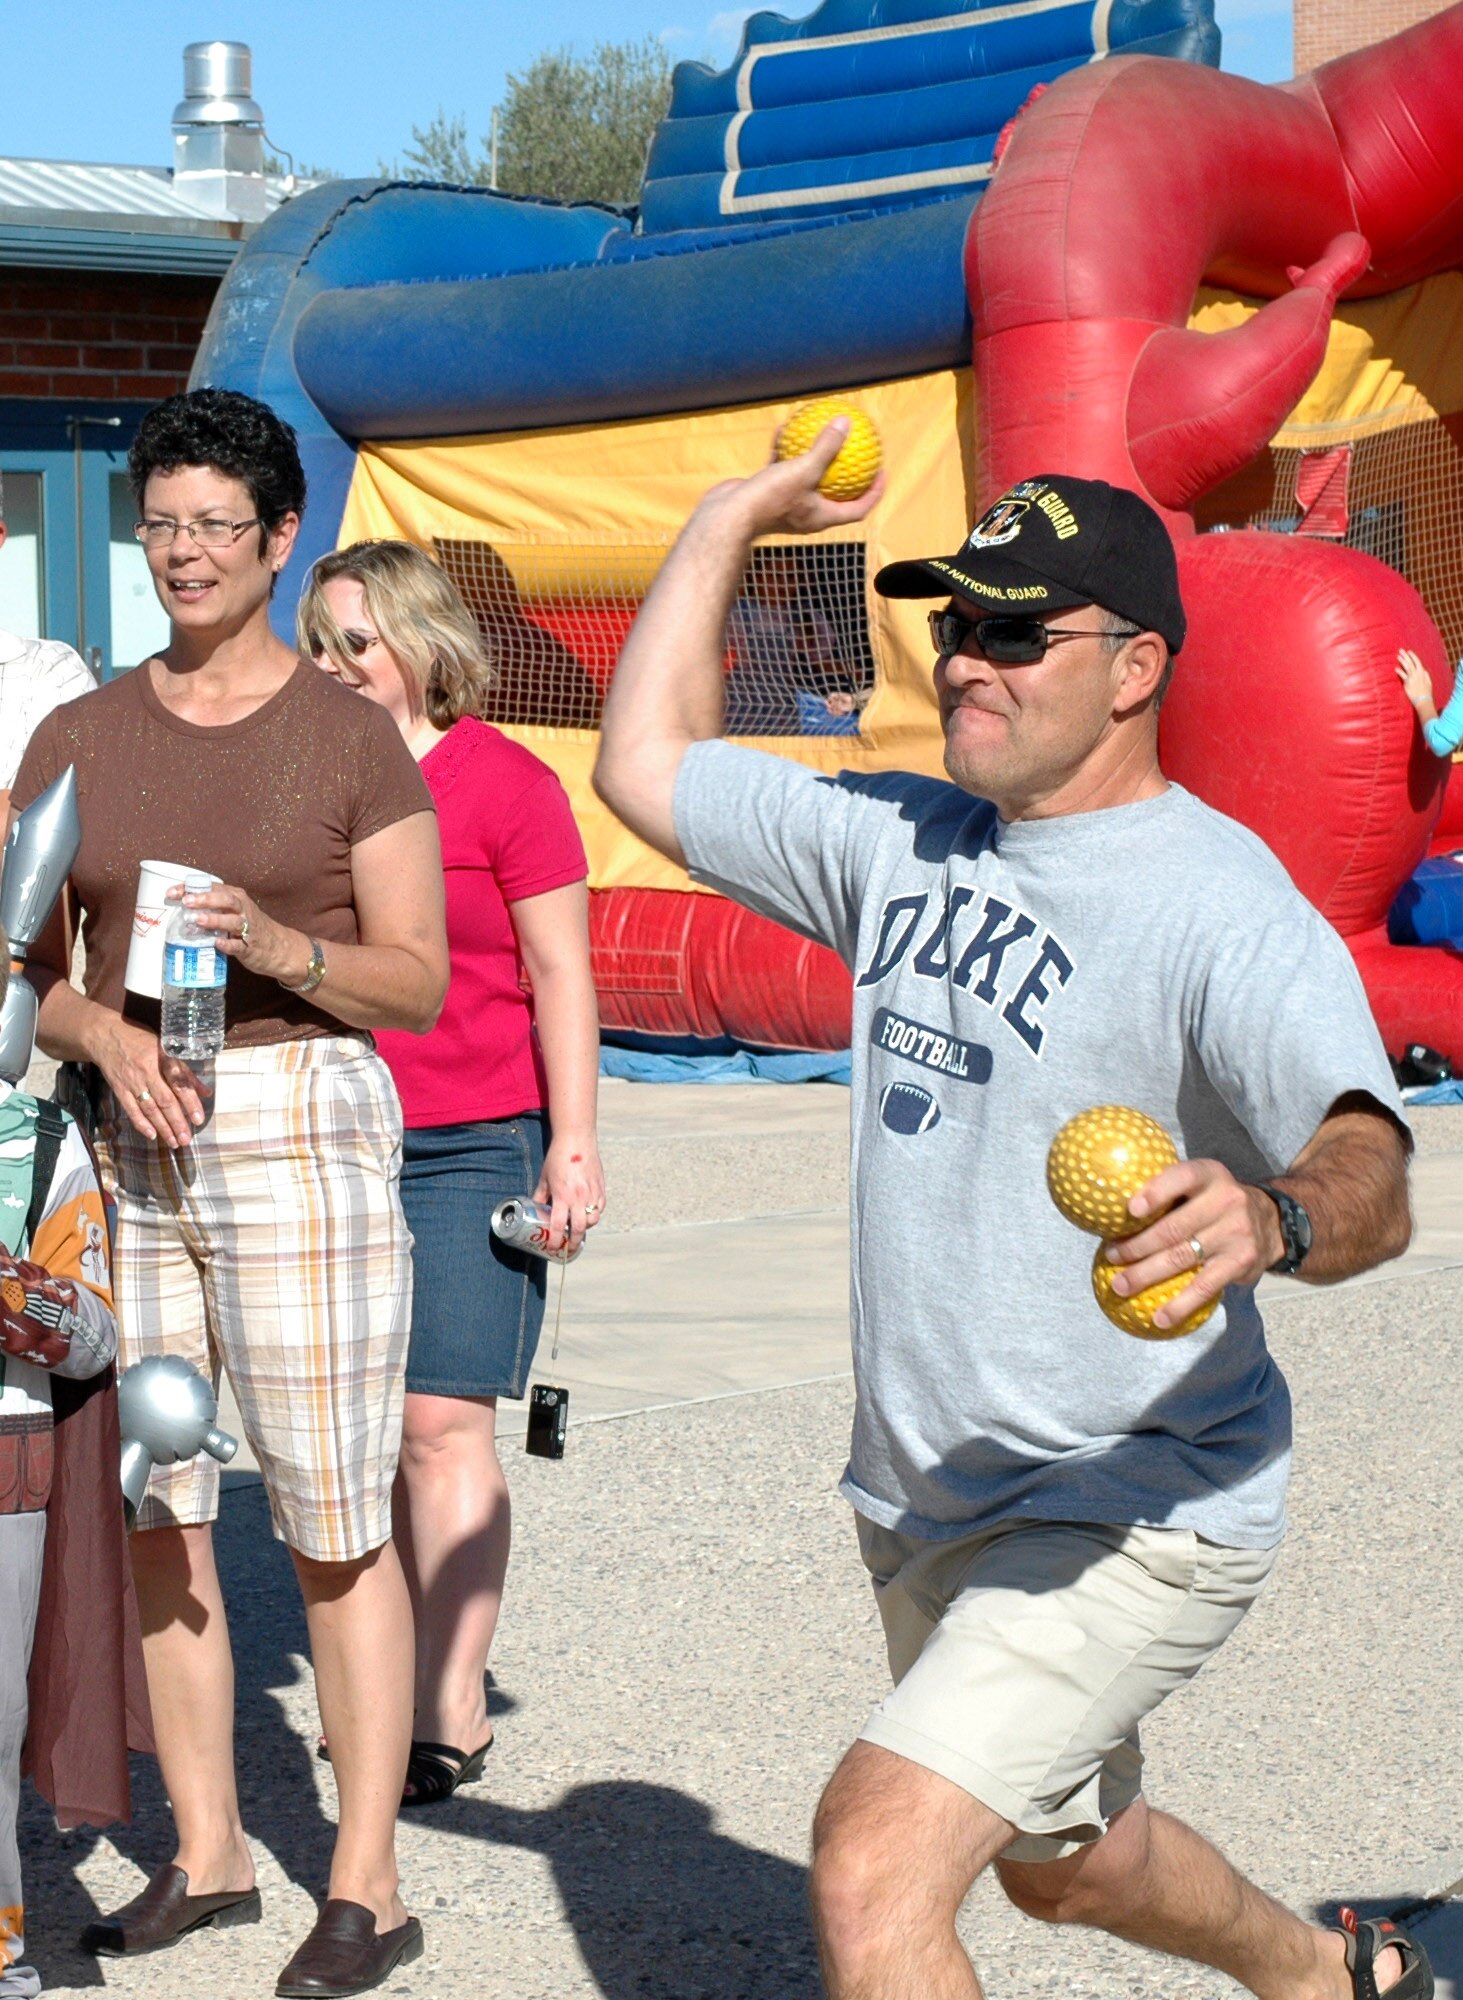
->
<box><xmin>1396</xmin><ymin>647</ymin><xmax>1434</xmax><ymax>712</ymax></box>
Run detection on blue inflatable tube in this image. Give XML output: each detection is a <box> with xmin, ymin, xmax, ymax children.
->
<box><xmin>190</xmin><ymin>0</ymin><xmax>1217</xmax><ymax>634</ymax></box>
<box><xmin>293</xmin><ymin>192</ymin><xmax>978</xmax><ymax>441</ymax></box>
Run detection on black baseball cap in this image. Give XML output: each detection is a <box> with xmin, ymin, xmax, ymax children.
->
<box><xmin>874</xmin><ymin>474</ymin><xmax>1186</xmax><ymax>655</ymax></box>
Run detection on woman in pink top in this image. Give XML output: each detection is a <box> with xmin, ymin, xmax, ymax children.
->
<box><xmin>300</xmin><ymin>541</ymin><xmax>605</xmax><ymax>1805</ymax></box>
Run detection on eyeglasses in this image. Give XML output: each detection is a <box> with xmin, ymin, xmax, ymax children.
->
<box><xmin>928</xmin><ymin>608</ymin><xmax>1140</xmax><ymax>665</ymax></box>
<box><xmin>306</xmin><ymin>628</ymin><xmax>375</xmax><ymax>660</ymax></box>
<box><xmin>133</xmin><ymin>515</ymin><xmax>263</xmax><ymax>549</ymax></box>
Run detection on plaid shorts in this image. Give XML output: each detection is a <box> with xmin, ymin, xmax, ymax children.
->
<box><xmin>97</xmin><ymin>1036</ymin><xmax>411</xmax><ymax>1564</ymax></box>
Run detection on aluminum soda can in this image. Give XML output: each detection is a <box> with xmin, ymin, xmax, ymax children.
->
<box><xmin>491</xmin><ymin>1196</ymin><xmax>583</xmax><ymax>1263</ymax></box>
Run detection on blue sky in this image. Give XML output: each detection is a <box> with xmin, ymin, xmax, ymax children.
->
<box><xmin>0</xmin><ymin>0</ymin><xmax>1291</xmax><ymax>179</ymax></box>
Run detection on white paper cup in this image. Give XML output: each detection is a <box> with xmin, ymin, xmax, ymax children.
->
<box><xmin>126</xmin><ymin>859</ymin><xmax>222</xmax><ymax>1000</ymax></box>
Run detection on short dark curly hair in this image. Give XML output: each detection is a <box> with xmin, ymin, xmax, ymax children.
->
<box><xmin>129</xmin><ymin>388</ymin><xmax>307</xmax><ymax>554</ymax></box>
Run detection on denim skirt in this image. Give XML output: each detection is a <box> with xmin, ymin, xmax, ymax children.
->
<box><xmin>399</xmin><ymin>1112</ymin><xmax>548</xmax><ymax>1399</ymax></box>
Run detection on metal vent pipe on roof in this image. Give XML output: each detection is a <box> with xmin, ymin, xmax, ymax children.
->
<box><xmin>172</xmin><ymin>40</ymin><xmax>267</xmax><ymax>222</ymax></box>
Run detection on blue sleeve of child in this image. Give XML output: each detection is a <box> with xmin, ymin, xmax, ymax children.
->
<box><xmin>1423</xmin><ymin>677</ymin><xmax>1463</xmax><ymax>756</ymax></box>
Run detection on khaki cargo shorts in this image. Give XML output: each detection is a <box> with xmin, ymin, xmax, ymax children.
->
<box><xmin>856</xmin><ymin>1513</ymin><xmax>1277</xmax><ymax>1861</ymax></box>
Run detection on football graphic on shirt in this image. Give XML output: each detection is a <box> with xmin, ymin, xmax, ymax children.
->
<box><xmin>880</xmin><ymin>1080</ymin><xmax>941</xmax><ymax>1134</ymax></box>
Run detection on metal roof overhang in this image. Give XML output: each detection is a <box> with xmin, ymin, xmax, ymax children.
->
<box><xmin>0</xmin><ymin>211</ymin><xmax>245</xmax><ymax>274</ymax></box>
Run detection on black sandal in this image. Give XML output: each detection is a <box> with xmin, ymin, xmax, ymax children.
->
<box><xmin>400</xmin><ymin>1735</ymin><xmax>494</xmax><ymax>1808</ymax></box>
<box><xmin>1334</xmin><ymin>1907</ymin><xmax>1435</xmax><ymax>1999</ymax></box>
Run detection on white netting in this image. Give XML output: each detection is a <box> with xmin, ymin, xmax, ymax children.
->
<box><xmin>1204</xmin><ymin>406</ymin><xmax>1463</xmax><ymax>663</ymax></box>
<box><xmin>433</xmin><ymin>536</ymin><xmax>879</xmax><ymax>735</ymax></box>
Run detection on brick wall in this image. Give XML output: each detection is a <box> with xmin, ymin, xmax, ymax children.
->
<box><xmin>0</xmin><ymin>266</ymin><xmax>217</xmax><ymax>401</ymax></box>
<box><xmin>1295</xmin><ymin>0</ymin><xmax>1451</xmax><ymax>71</ymax></box>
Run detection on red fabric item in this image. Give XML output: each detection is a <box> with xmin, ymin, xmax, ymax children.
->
<box><xmin>961</xmin><ymin>12</ymin><xmax>1463</xmax><ymax>1061</ymax></box>
<box><xmin>375</xmin><ymin>719</ymin><xmax>587</xmax><ymax>1128</ymax></box>
<box><xmin>965</xmin><ymin>9</ymin><xmax>1463</xmax><ymax>514</ymax></box>
<box><xmin>24</xmin><ymin>1365</ymin><xmax>153</xmax><ymax>1830</ymax></box>
<box><xmin>1294</xmin><ymin>445</ymin><xmax>1352</xmax><ymax>537</ymax></box>
<box><xmin>590</xmin><ymin>887</ymin><xmax>852</xmax><ymax>1049</ymax></box>
<box><xmin>1161</xmin><ymin>532</ymin><xmax>1448</xmax><ymax>934</ymax></box>
<box><xmin>991</xmin><ymin>81</ymin><xmax>1048</xmax><ymax>171</ymax></box>
<box><xmin>1160</xmin><ymin>531</ymin><xmax>1456</xmax><ymax>1060</ymax></box>
<box><xmin>1347</xmin><ymin>923</ymin><xmax>1463</xmax><ymax>1064</ymax></box>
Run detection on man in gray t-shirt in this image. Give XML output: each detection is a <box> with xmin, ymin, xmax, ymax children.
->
<box><xmin>595</xmin><ymin>434</ymin><xmax>1424</xmax><ymax>2000</ymax></box>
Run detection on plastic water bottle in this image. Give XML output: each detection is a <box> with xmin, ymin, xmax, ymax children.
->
<box><xmin>160</xmin><ymin>876</ymin><xmax>227</xmax><ymax>1061</ymax></box>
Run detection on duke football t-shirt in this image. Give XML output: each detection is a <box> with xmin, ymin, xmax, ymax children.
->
<box><xmin>675</xmin><ymin>742</ymin><xmax>1405</xmax><ymax>1550</ymax></box>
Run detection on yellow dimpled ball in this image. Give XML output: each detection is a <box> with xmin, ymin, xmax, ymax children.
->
<box><xmin>1091</xmin><ymin>1245</ymin><xmax>1216</xmax><ymax>1341</ymax></box>
<box><xmin>775</xmin><ymin>398</ymin><xmax>882</xmax><ymax>500</ymax></box>
<box><xmin>1046</xmin><ymin>1105</ymin><xmax>1178</xmax><ymax>1241</ymax></box>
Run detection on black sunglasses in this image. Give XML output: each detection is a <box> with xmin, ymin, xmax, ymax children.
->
<box><xmin>308</xmin><ymin>627</ymin><xmax>375</xmax><ymax>660</ymax></box>
<box><xmin>928</xmin><ymin>608</ymin><xmax>1140</xmax><ymax>665</ymax></box>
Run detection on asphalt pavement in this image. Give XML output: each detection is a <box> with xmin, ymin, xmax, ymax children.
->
<box><xmin>19</xmin><ymin>1081</ymin><xmax>1461</xmax><ymax>2000</ymax></box>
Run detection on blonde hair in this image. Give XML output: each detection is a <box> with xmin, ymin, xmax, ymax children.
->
<box><xmin>298</xmin><ymin>540</ymin><xmax>496</xmax><ymax>728</ymax></box>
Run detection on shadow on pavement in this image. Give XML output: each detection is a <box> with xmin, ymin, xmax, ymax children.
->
<box><xmin>431</xmin><ymin>1781</ymin><xmax>821</xmax><ymax>2000</ymax></box>
<box><xmin>22</xmin><ymin>1486</ymin><xmax>340</xmax><ymax>1989</ymax></box>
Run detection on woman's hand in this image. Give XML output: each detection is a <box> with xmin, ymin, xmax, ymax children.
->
<box><xmin>91</xmin><ymin>1014</ymin><xmax>205</xmax><ymax>1148</ymax></box>
<box><xmin>172</xmin><ymin>883</ymin><xmax>308</xmax><ymax>987</ymax></box>
<box><xmin>533</xmin><ymin>1133</ymin><xmax>606</xmax><ymax>1254</ymax></box>
<box><xmin>1396</xmin><ymin>647</ymin><xmax>1438</xmax><ymax>721</ymax></box>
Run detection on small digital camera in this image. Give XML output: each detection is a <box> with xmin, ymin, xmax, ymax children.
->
<box><xmin>525</xmin><ymin>1383</ymin><xmax>569</xmax><ymax>1460</ymax></box>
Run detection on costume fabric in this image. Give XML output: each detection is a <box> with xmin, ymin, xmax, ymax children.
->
<box><xmin>0</xmin><ymin>1085</ymin><xmax>116</xmax><ymax>1995</ymax></box>
<box><xmin>11</xmin><ymin>663</ymin><xmax>432</xmax><ymax>1047</ymax></box>
<box><xmin>0</xmin><ymin>1092</ymin><xmax>115</xmax><ymax>1511</ymax></box>
<box><xmin>0</xmin><ymin>1512</ymin><xmax>44</xmax><ymax>1998</ymax></box>
<box><xmin>675</xmin><ymin>745</ymin><xmax>1405</xmax><ymax>1550</ymax></box>
<box><xmin>0</xmin><ymin>631</ymin><xmax>95</xmax><ymax>792</ymax></box>
<box><xmin>375</xmin><ymin>718</ymin><xmax>587</xmax><ymax>1128</ymax></box>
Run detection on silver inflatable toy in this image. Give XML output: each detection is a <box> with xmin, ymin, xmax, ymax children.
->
<box><xmin>117</xmin><ymin>1354</ymin><xmax>239</xmax><ymax>1530</ymax></box>
<box><xmin>0</xmin><ymin>766</ymin><xmax>81</xmax><ymax>1084</ymax></box>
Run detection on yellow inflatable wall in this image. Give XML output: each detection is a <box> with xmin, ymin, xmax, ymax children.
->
<box><xmin>338</xmin><ymin>272</ymin><xmax>1463</xmax><ymax>890</ymax></box>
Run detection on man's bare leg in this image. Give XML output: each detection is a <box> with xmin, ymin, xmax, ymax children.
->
<box><xmin>997</xmin><ymin>1798</ymin><xmax>1404</xmax><ymax>2000</ymax></box>
<box><xmin>809</xmin><ymin>1741</ymin><xmax>1013</xmax><ymax>1999</ymax></box>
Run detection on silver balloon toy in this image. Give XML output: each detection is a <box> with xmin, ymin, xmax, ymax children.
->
<box><xmin>0</xmin><ymin>765</ymin><xmax>81</xmax><ymax>1084</ymax></box>
<box><xmin>117</xmin><ymin>1354</ymin><xmax>238</xmax><ymax>1531</ymax></box>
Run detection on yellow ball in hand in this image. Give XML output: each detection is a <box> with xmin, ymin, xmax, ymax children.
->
<box><xmin>1091</xmin><ymin>1246</ymin><xmax>1216</xmax><ymax>1341</ymax></box>
<box><xmin>775</xmin><ymin>398</ymin><xmax>882</xmax><ymax>500</ymax></box>
<box><xmin>1046</xmin><ymin>1105</ymin><xmax>1179</xmax><ymax>1241</ymax></box>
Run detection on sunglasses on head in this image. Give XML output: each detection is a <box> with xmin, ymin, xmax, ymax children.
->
<box><xmin>927</xmin><ymin>608</ymin><xmax>1140</xmax><ymax>665</ymax></box>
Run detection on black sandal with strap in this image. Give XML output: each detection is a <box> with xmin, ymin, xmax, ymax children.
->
<box><xmin>400</xmin><ymin>1735</ymin><xmax>494</xmax><ymax>1808</ymax></box>
<box><xmin>1335</xmin><ymin>1907</ymin><xmax>1435</xmax><ymax>2000</ymax></box>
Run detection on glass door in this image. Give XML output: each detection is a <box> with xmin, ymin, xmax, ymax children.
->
<box><xmin>0</xmin><ymin>470</ymin><xmax>45</xmax><ymax>638</ymax></box>
<box><xmin>108</xmin><ymin>472</ymin><xmax>169</xmax><ymax>673</ymax></box>
<box><xmin>1</xmin><ymin>402</ymin><xmax>168</xmax><ymax>679</ymax></box>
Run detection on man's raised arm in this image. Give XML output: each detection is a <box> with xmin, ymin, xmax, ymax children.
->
<box><xmin>593</xmin><ymin>420</ymin><xmax>882</xmax><ymax>862</ymax></box>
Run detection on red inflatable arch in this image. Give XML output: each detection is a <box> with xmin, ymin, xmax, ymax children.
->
<box><xmin>972</xmin><ymin>5</ymin><xmax>1463</xmax><ymax>1058</ymax></box>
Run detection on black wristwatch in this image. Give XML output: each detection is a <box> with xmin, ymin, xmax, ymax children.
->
<box><xmin>1254</xmin><ymin>1183</ymin><xmax>1313</xmax><ymax>1275</ymax></box>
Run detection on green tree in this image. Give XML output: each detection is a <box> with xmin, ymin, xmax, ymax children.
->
<box><xmin>383</xmin><ymin>36</ymin><xmax>674</xmax><ymax>207</ymax></box>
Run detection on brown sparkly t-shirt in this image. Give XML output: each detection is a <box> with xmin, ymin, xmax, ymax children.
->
<box><xmin>12</xmin><ymin>661</ymin><xmax>434</xmax><ymax>1048</ymax></box>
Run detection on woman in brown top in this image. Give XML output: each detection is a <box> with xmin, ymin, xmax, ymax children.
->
<box><xmin>12</xmin><ymin>390</ymin><xmax>447</xmax><ymax>1999</ymax></box>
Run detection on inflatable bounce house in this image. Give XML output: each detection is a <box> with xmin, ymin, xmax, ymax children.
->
<box><xmin>193</xmin><ymin>0</ymin><xmax>1463</xmax><ymax>1063</ymax></box>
